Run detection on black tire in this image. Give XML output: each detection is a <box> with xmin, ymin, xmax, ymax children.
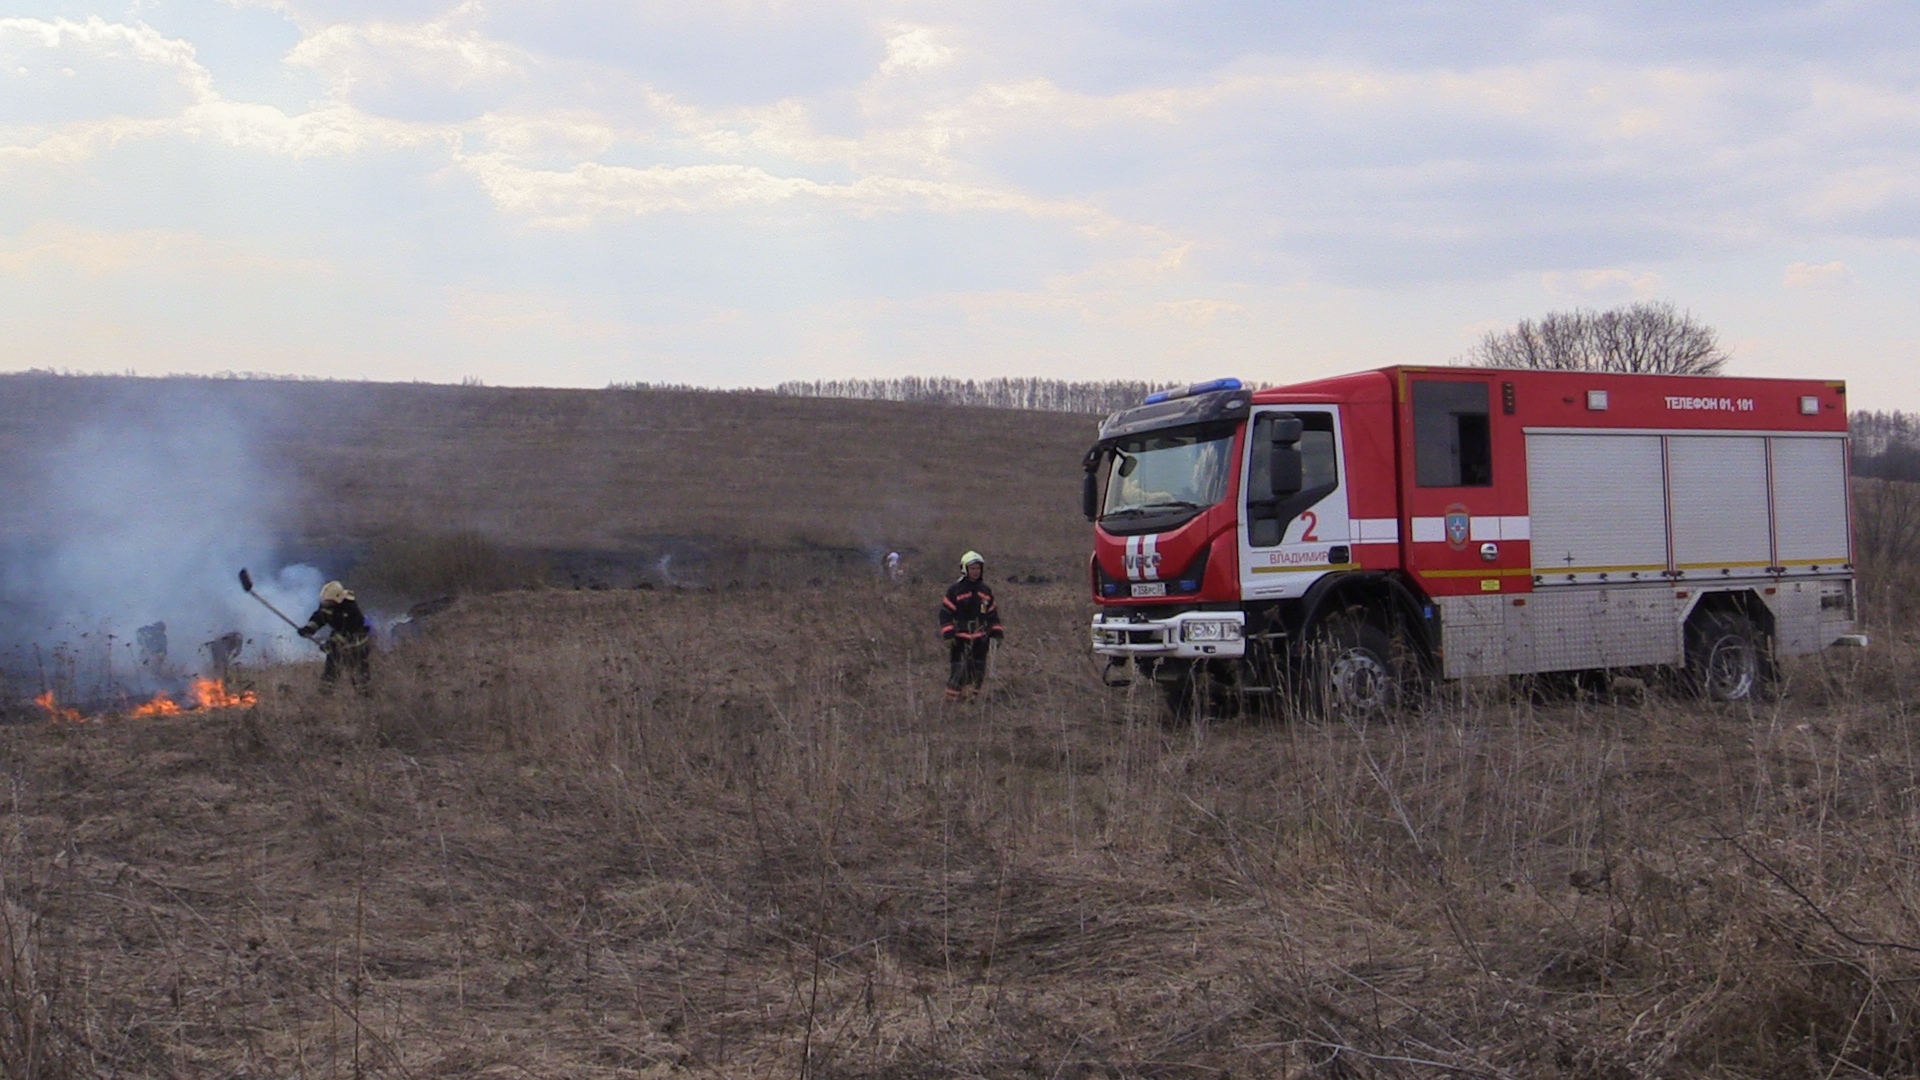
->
<box><xmin>1304</xmin><ymin>609</ymin><xmax>1410</xmax><ymax>719</ymax></box>
<box><xmin>1160</xmin><ymin>661</ymin><xmax>1236</xmax><ymax>724</ymax></box>
<box><xmin>1161</xmin><ymin>673</ymin><xmax>1199</xmax><ymax>725</ymax></box>
<box><xmin>1685</xmin><ymin>609</ymin><xmax>1771</xmax><ymax>702</ymax></box>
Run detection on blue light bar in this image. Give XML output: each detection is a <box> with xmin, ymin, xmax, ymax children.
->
<box><xmin>1142</xmin><ymin>377</ymin><xmax>1242</xmax><ymax>406</ymax></box>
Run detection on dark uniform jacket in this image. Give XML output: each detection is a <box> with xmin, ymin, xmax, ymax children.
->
<box><xmin>940</xmin><ymin>577</ymin><xmax>1004</xmax><ymax>641</ymax></box>
<box><xmin>301</xmin><ymin>599</ymin><xmax>372</xmax><ymax>644</ymax></box>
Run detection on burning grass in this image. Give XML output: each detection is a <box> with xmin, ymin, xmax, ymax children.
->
<box><xmin>32</xmin><ymin>678</ymin><xmax>257</xmax><ymax>723</ymax></box>
<box><xmin>3</xmin><ymin>583</ymin><xmax>1920</xmax><ymax>1077</ymax></box>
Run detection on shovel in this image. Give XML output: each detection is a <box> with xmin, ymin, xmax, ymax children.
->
<box><xmin>238</xmin><ymin>569</ymin><xmax>321</xmax><ymax>646</ymax></box>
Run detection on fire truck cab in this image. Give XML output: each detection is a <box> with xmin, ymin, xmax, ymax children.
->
<box><xmin>1084</xmin><ymin>368</ymin><xmax>1863</xmax><ymax>715</ymax></box>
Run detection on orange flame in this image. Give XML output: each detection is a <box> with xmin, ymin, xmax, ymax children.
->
<box><xmin>34</xmin><ymin>690</ymin><xmax>84</xmax><ymax>723</ymax></box>
<box><xmin>34</xmin><ymin>679</ymin><xmax>256</xmax><ymax>723</ymax></box>
<box><xmin>191</xmin><ymin>678</ymin><xmax>257</xmax><ymax>709</ymax></box>
<box><xmin>130</xmin><ymin>694</ymin><xmax>184</xmax><ymax>718</ymax></box>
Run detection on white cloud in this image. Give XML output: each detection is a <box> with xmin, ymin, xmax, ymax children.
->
<box><xmin>0</xmin><ymin>15</ymin><xmax>208</xmax><ymax>88</ymax></box>
<box><xmin>0</xmin><ymin>15</ymin><xmax>215</xmax><ymax>123</ymax></box>
<box><xmin>0</xmin><ymin>10</ymin><xmax>1906</xmax><ymax>269</ymax></box>
<box><xmin>0</xmin><ymin>98</ymin><xmax>446</xmax><ymax>166</ymax></box>
<box><xmin>285</xmin><ymin>1</ymin><xmax>523</xmax><ymax>99</ymax></box>
<box><xmin>1782</xmin><ymin>260</ymin><xmax>1852</xmax><ymax>288</ymax></box>
<box><xmin>452</xmin><ymin>152</ymin><xmax>1137</xmax><ymax>233</ymax></box>
<box><xmin>1541</xmin><ymin>268</ymin><xmax>1665</xmax><ymax>300</ymax></box>
<box><xmin>878</xmin><ymin>24</ymin><xmax>953</xmax><ymax>77</ymax></box>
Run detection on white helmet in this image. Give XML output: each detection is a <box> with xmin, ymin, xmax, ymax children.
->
<box><xmin>959</xmin><ymin>550</ymin><xmax>985</xmax><ymax>570</ymax></box>
<box><xmin>319</xmin><ymin>581</ymin><xmax>353</xmax><ymax>604</ymax></box>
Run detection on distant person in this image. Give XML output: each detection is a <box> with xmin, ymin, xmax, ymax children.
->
<box><xmin>884</xmin><ymin>551</ymin><xmax>903</xmax><ymax>582</ymax></box>
<box><xmin>939</xmin><ymin>550</ymin><xmax>1003</xmax><ymax>701</ymax></box>
<box><xmin>204</xmin><ymin>631</ymin><xmax>244</xmax><ymax>680</ymax></box>
<box><xmin>136</xmin><ymin>621</ymin><xmax>167</xmax><ymax>664</ymax></box>
<box><xmin>298</xmin><ymin>580</ymin><xmax>372</xmax><ymax>694</ymax></box>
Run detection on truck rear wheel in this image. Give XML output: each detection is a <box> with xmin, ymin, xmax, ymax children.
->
<box><xmin>1686</xmin><ymin>609</ymin><xmax>1771</xmax><ymax>702</ymax></box>
<box><xmin>1305</xmin><ymin>609</ymin><xmax>1408</xmax><ymax>719</ymax></box>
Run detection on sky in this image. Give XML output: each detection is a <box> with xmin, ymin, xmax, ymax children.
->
<box><xmin>1</xmin><ymin>1</ymin><xmax>1917</xmax><ymax>407</ymax></box>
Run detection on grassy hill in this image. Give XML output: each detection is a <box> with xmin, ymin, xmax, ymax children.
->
<box><xmin>0</xmin><ymin>374</ymin><xmax>1100</xmax><ymax>593</ymax></box>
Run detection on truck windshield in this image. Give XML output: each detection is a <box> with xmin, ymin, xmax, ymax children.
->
<box><xmin>1101</xmin><ymin>423</ymin><xmax>1235</xmax><ymax>521</ymax></box>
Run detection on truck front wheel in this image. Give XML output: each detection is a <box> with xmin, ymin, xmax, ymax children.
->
<box><xmin>1305</xmin><ymin>609</ymin><xmax>1408</xmax><ymax>719</ymax></box>
<box><xmin>1159</xmin><ymin>660</ymin><xmax>1236</xmax><ymax>723</ymax></box>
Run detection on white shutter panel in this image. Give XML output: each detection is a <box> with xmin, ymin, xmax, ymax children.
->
<box><xmin>1667</xmin><ymin>436</ymin><xmax>1770</xmax><ymax>570</ymax></box>
<box><xmin>1772</xmin><ymin>436</ymin><xmax>1850</xmax><ymax>566</ymax></box>
<box><xmin>1527</xmin><ymin>433</ymin><xmax>1666</xmax><ymax>576</ymax></box>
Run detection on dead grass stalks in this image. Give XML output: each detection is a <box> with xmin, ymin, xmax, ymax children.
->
<box><xmin>354</xmin><ymin>528</ymin><xmax>548</xmax><ymax>603</ymax></box>
<box><xmin>4</xmin><ymin>582</ymin><xmax>1920</xmax><ymax>1075</ymax></box>
<box><xmin>0</xmin><ymin>874</ymin><xmax>86</xmax><ymax>1080</ymax></box>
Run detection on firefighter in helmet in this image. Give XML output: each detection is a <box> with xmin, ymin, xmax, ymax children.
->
<box><xmin>298</xmin><ymin>580</ymin><xmax>373</xmax><ymax>693</ymax></box>
<box><xmin>939</xmin><ymin>551</ymin><xmax>1003</xmax><ymax>700</ymax></box>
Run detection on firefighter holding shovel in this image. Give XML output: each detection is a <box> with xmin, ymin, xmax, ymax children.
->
<box><xmin>298</xmin><ymin>581</ymin><xmax>373</xmax><ymax>694</ymax></box>
<box><xmin>939</xmin><ymin>551</ymin><xmax>1003</xmax><ymax>701</ymax></box>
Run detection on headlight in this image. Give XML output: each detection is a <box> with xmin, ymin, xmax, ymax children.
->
<box><xmin>1183</xmin><ymin>619</ymin><xmax>1241</xmax><ymax>642</ymax></box>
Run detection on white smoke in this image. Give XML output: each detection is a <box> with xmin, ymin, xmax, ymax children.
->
<box><xmin>0</xmin><ymin>386</ymin><xmax>321</xmax><ymax>698</ymax></box>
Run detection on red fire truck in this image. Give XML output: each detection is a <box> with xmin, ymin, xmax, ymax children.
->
<box><xmin>1084</xmin><ymin>367</ymin><xmax>1864</xmax><ymax>715</ymax></box>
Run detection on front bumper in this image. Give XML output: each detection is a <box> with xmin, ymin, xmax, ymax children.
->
<box><xmin>1091</xmin><ymin>610</ymin><xmax>1247</xmax><ymax>660</ymax></box>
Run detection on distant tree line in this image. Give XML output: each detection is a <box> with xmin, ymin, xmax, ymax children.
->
<box><xmin>772</xmin><ymin>377</ymin><xmax>1187</xmax><ymax>414</ymax></box>
<box><xmin>1853</xmin><ymin>411</ymin><xmax>1920</xmax><ymax>482</ymax></box>
<box><xmin>606</xmin><ymin>381</ymin><xmax>715</xmax><ymax>393</ymax></box>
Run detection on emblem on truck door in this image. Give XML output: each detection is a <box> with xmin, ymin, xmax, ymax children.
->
<box><xmin>1445</xmin><ymin>505</ymin><xmax>1471</xmax><ymax>550</ymax></box>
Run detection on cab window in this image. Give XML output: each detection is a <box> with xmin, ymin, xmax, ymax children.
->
<box><xmin>1413</xmin><ymin>380</ymin><xmax>1492</xmax><ymax>487</ymax></box>
<box><xmin>1248</xmin><ymin>411</ymin><xmax>1337</xmax><ymax>548</ymax></box>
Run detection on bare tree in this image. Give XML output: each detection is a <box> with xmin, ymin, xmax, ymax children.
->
<box><xmin>1852</xmin><ymin>410</ymin><xmax>1920</xmax><ymax>482</ymax></box>
<box><xmin>1854</xmin><ymin>478</ymin><xmax>1920</xmax><ymax>568</ymax></box>
<box><xmin>1465</xmin><ymin>301</ymin><xmax>1731</xmax><ymax>375</ymax></box>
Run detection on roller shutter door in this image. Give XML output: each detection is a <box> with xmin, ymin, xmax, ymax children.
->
<box><xmin>1667</xmin><ymin>436</ymin><xmax>1771</xmax><ymax>572</ymax></box>
<box><xmin>1527</xmin><ymin>433</ymin><xmax>1666</xmax><ymax>577</ymax></box>
<box><xmin>1772</xmin><ymin>436</ymin><xmax>1850</xmax><ymax>567</ymax></box>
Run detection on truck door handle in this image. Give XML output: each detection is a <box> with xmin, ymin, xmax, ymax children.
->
<box><xmin>1480</xmin><ymin>542</ymin><xmax>1499</xmax><ymax>562</ymax></box>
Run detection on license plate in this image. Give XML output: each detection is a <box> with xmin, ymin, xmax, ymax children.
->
<box><xmin>1131</xmin><ymin>582</ymin><xmax>1167</xmax><ymax>598</ymax></box>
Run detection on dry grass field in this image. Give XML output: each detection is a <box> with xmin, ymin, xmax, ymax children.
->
<box><xmin>5</xmin><ymin>377</ymin><xmax>1920</xmax><ymax>1078</ymax></box>
<box><xmin>5</xmin><ymin>575</ymin><xmax>1920</xmax><ymax>1078</ymax></box>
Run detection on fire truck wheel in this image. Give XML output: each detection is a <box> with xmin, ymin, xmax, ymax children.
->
<box><xmin>1686</xmin><ymin>610</ymin><xmax>1769</xmax><ymax>702</ymax></box>
<box><xmin>1307</xmin><ymin>611</ymin><xmax>1405</xmax><ymax>719</ymax></box>
<box><xmin>1161</xmin><ymin>663</ymin><xmax>1235</xmax><ymax>724</ymax></box>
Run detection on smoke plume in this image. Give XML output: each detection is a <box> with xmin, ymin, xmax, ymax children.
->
<box><xmin>0</xmin><ymin>382</ymin><xmax>319</xmax><ymax>701</ymax></box>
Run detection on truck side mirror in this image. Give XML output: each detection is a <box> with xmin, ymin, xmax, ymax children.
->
<box><xmin>1082</xmin><ymin>470</ymin><xmax>1100</xmax><ymax>521</ymax></box>
<box><xmin>1269</xmin><ymin>444</ymin><xmax>1304</xmax><ymax>499</ymax></box>
<box><xmin>1268</xmin><ymin>417</ymin><xmax>1304</xmax><ymax>444</ymax></box>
